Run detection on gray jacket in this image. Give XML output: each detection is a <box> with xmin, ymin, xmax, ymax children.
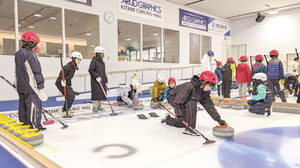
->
<box><xmin>118</xmin><ymin>85</ymin><xmax>139</xmax><ymax>104</ymax></box>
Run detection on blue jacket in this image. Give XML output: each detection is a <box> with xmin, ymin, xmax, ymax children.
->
<box><xmin>162</xmin><ymin>86</ymin><xmax>175</xmax><ymax>102</ymax></box>
<box><xmin>214</xmin><ymin>67</ymin><xmax>222</xmax><ymax>81</ymax></box>
<box><xmin>284</xmin><ymin>73</ymin><xmax>299</xmax><ymax>90</ymax></box>
<box><xmin>267</xmin><ymin>58</ymin><xmax>284</xmax><ymax>80</ymax></box>
<box><xmin>252</xmin><ymin>63</ymin><xmax>267</xmax><ymax>76</ymax></box>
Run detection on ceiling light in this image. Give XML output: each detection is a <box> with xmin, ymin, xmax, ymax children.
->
<box><xmin>34</xmin><ymin>14</ymin><xmax>42</xmax><ymax>17</ymax></box>
<box><xmin>54</xmin><ymin>41</ymin><xmax>57</xmax><ymax>43</ymax></box>
<box><xmin>91</xmin><ymin>45</ymin><xmax>95</xmax><ymax>47</ymax></box>
<box><xmin>269</xmin><ymin>9</ymin><xmax>278</xmax><ymax>14</ymax></box>
<box><xmin>153</xmin><ymin>33</ymin><xmax>158</xmax><ymax>36</ymax></box>
<box><xmin>6</xmin><ymin>36</ymin><xmax>10</xmax><ymax>38</ymax></box>
<box><xmin>125</xmin><ymin>38</ymin><xmax>131</xmax><ymax>41</ymax></box>
<box><xmin>18</xmin><ymin>24</ymin><xmax>21</xmax><ymax>27</ymax></box>
<box><xmin>85</xmin><ymin>33</ymin><xmax>91</xmax><ymax>36</ymax></box>
<box><xmin>28</xmin><ymin>26</ymin><xmax>34</xmax><ymax>28</ymax></box>
<box><xmin>50</xmin><ymin>17</ymin><xmax>56</xmax><ymax>20</ymax></box>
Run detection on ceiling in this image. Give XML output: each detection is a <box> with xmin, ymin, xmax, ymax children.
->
<box><xmin>166</xmin><ymin>0</ymin><xmax>300</xmax><ymax>20</ymax></box>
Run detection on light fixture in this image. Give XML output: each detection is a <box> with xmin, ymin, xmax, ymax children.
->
<box><xmin>54</xmin><ymin>41</ymin><xmax>57</xmax><ymax>43</ymax></box>
<box><xmin>50</xmin><ymin>17</ymin><xmax>56</xmax><ymax>20</ymax></box>
<box><xmin>91</xmin><ymin>45</ymin><xmax>95</xmax><ymax>47</ymax></box>
<box><xmin>6</xmin><ymin>36</ymin><xmax>10</xmax><ymax>38</ymax></box>
<box><xmin>153</xmin><ymin>33</ymin><xmax>158</xmax><ymax>36</ymax></box>
<box><xmin>18</xmin><ymin>24</ymin><xmax>21</xmax><ymax>27</ymax></box>
<box><xmin>28</xmin><ymin>26</ymin><xmax>34</xmax><ymax>28</ymax></box>
<box><xmin>269</xmin><ymin>9</ymin><xmax>278</xmax><ymax>14</ymax></box>
<box><xmin>85</xmin><ymin>33</ymin><xmax>91</xmax><ymax>36</ymax></box>
<box><xmin>34</xmin><ymin>14</ymin><xmax>42</xmax><ymax>17</ymax></box>
<box><xmin>125</xmin><ymin>38</ymin><xmax>131</xmax><ymax>41</ymax></box>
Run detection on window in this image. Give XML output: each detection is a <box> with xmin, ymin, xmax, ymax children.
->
<box><xmin>18</xmin><ymin>0</ymin><xmax>62</xmax><ymax>57</ymax></box>
<box><xmin>0</xmin><ymin>0</ymin><xmax>15</xmax><ymax>55</ymax></box>
<box><xmin>142</xmin><ymin>25</ymin><xmax>161</xmax><ymax>62</ymax></box>
<box><xmin>65</xmin><ymin>9</ymin><xmax>99</xmax><ymax>59</ymax></box>
<box><xmin>201</xmin><ymin>35</ymin><xmax>211</xmax><ymax>59</ymax></box>
<box><xmin>163</xmin><ymin>29</ymin><xmax>179</xmax><ymax>63</ymax></box>
<box><xmin>190</xmin><ymin>33</ymin><xmax>200</xmax><ymax>64</ymax></box>
<box><xmin>118</xmin><ymin>20</ymin><xmax>140</xmax><ymax>61</ymax></box>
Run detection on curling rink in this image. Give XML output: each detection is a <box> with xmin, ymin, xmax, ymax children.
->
<box><xmin>31</xmin><ymin>102</ymin><xmax>300</xmax><ymax>168</ymax></box>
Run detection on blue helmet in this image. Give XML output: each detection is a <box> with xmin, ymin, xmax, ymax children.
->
<box><xmin>207</xmin><ymin>50</ymin><xmax>214</xmax><ymax>56</ymax></box>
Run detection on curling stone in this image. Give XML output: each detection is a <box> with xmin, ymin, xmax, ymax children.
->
<box><xmin>1</xmin><ymin>119</ymin><xmax>17</xmax><ymax>129</ymax></box>
<box><xmin>7</xmin><ymin>122</ymin><xmax>24</xmax><ymax>133</ymax></box>
<box><xmin>0</xmin><ymin>117</ymin><xmax>12</xmax><ymax>126</ymax></box>
<box><xmin>132</xmin><ymin>104</ymin><xmax>144</xmax><ymax>110</ymax></box>
<box><xmin>231</xmin><ymin>101</ymin><xmax>244</xmax><ymax>109</ymax></box>
<box><xmin>212</xmin><ymin>124</ymin><xmax>234</xmax><ymax>139</ymax></box>
<box><xmin>19</xmin><ymin>129</ymin><xmax>44</xmax><ymax>147</ymax></box>
<box><xmin>12</xmin><ymin>125</ymin><xmax>31</xmax><ymax>137</ymax></box>
<box><xmin>150</xmin><ymin>102</ymin><xmax>159</xmax><ymax>108</ymax></box>
<box><xmin>220</xmin><ymin>100</ymin><xmax>232</xmax><ymax>108</ymax></box>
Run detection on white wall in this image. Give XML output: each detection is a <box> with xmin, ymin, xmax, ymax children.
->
<box><xmin>0</xmin><ymin>0</ymin><xmax>230</xmax><ymax>101</ymax></box>
<box><xmin>231</xmin><ymin>7</ymin><xmax>300</xmax><ymax>56</ymax></box>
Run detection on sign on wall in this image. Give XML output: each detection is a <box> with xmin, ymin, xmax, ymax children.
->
<box><xmin>179</xmin><ymin>9</ymin><xmax>208</xmax><ymax>31</ymax></box>
<box><xmin>118</xmin><ymin>0</ymin><xmax>163</xmax><ymax>22</ymax></box>
<box><xmin>208</xmin><ymin>18</ymin><xmax>231</xmax><ymax>36</ymax></box>
<box><xmin>64</xmin><ymin>0</ymin><xmax>92</xmax><ymax>6</ymax></box>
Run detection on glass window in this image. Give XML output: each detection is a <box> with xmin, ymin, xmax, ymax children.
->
<box><xmin>18</xmin><ymin>0</ymin><xmax>62</xmax><ymax>57</ymax></box>
<box><xmin>201</xmin><ymin>35</ymin><xmax>211</xmax><ymax>59</ymax></box>
<box><xmin>142</xmin><ymin>25</ymin><xmax>161</xmax><ymax>62</ymax></box>
<box><xmin>118</xmin><ymin>20</ymin><xmax>140</xmax><ymax>62</ymax></box>
<box><xmin>163</xmin><ymin>29</ymin><xmax>179</xmax><ymax>63</ymax></box>
<box><xmin>190</xmin><ymin>33</ymin><xmax>200</xmax><ymax>64</ymax></box>
<box><xmin>65</xmin><ymin>9</ymin><xmax>99</xmax><ymax>59</ymax></box>
<box><xmin>0</xmin><ymin>0</ymin><xmax>15</xmax><ymax>55</ymax></box>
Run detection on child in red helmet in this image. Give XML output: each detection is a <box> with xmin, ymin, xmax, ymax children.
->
<box><xmin>161</xmin><ymin>71</ymin><xmax>227</xmax><ymax>136</ymax></box>
<box><xmin>221</xmin><ymin>57</ymin><xmax>236</xmax><ymax>98</ymax></box>
<box><xmin>162</xmin><ymin>77</ymin><xmax>176</xmax><ymax>103</ymax></box>
<box><xmin>252</xmin><ymin>54</ymin><xmax>267</xmax><ymax>76</ymax></box>
<box><xmin>236</xmin><ymin>55</ymin><xmax>251</xmax><ymax>97</ymax></box>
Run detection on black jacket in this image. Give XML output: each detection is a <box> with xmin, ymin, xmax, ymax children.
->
<box><xmin>55</xmin><ymin>62</ymin><xmax>77</xmax><ymax>86</ymax></box>
<box><xmin>221</xmin><ymin>62</ymin><xmax>233</xmax><ymax>82</ymax></box>
<box><xmin>169</xmin><ymin>76</ymin><xmax>221</xmax><ymax>121</ymax></box>
<box><xmin>88</xmin><ymin>56</ymin><xmax>108</xmax><ymax>100</ymax></box>
<box><xmin>15</xmin><ymin>47</ymin><xmax>44</xmax><ymax>93</ymax></box>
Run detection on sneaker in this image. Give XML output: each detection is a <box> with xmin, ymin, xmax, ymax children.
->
<box><xmin>93</xmin><ymin>108</ymin><xmax>99</xmax><ymax>113</ymax></box>
<box><xmin>68</xmin><ymin>110</ymin><xmax>74</xmax><ymax>117</ymax></box>
<box><xmin>183</xmin><ymin>128</ymin><xmax>199</xmax><ymax>136</ymax></box>
<box><xmin>265</xmin><ymin>108</ymin><xmax>271</xmax><ymax>117</ymax></box>
<box><xmin>98</xmin><ymin>107</ymin><xmax>106</xmax><ymax>112</ymax></box>
<box><xmin>161</xmin><ymin>113</ymin><xmax>171</xmax><ymax>123</ymax></box>
<box><xmin>60</xmin><ymin>111</ymin><xmax>67</xmax><ymax>117</ymax></box>
<box><xmin>38</xmin><ymin>127</ymin><xmax>47</xmax><ymax>131</ymax></box>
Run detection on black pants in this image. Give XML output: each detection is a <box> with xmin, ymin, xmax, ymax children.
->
<box><xmin>56</xmin><ymin>83</ymin><xmax>75</xmax><ymax>111</ymax></box>
<box><xmin>217</xmin><ymin>84</ymin><xmax>221</xmax><ymax>96</ymax></box>
<box><xmin>18</xmin><ymin>92</ymin><xmax>43</xmax><ymax>129</ymax></box>
<box><xmin>267</xmin><ymin>80</ymin><xmax>286</xmax><ymax>102</ymax></box>
<box><xmin>247</xmin><ymin>99</ymin><xmax>270</xmax><ymax>115</ymax></box>
<box><xmin>222</xmin><ymin>81</ymin><xmax>231</xmax><ymax>98</ymax></box>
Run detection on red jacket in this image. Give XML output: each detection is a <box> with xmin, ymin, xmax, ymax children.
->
<box><xmin>236</xmin><ymin>63</ymin><xmax>251</xmax><ymax>83</ymax></box>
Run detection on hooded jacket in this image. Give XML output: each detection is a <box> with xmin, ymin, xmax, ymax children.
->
<box><xmin>252</xmin><ymin>63</ymin><xmax>267</xmax><ymax>76</ymax></box>
<box><xmin>151</xmin><ymin>80</ymin><xmax>166</xmax><ymax>99</ymax></box>
<box><xmin>236</xmin><ymin>62</ymin><xmax>251</xmax><ymax>83</ymax></box>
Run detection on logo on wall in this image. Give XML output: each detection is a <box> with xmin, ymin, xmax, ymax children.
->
<box><xmin>118</xmin><ymin>0</ymin><xmax>164</xmax><ymax>22</ymax></box>
<box><xmin>208</xmin><ymin>18</ymin><xmax>231</xmax><ymax>36</ymax></box>
<box><xmin>179</xmin><ymin>9</ymin><xmax>208</xmax><ymax>31</ymax></box>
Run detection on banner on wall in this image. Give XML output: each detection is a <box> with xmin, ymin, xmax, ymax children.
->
<box><xmin>179</xmin><ymin>9</ymin><xmax>208</xmax><ymax>31</ymax></box>
<box><xmin>64</xmin><ymin>0</ymin><xmax>92</xmax><ymax>6</ymax></box>
<box><xmin>208</xmin><ymin>18</ymin><xmax>231</xmax><ymax>36</ymax></box>
<box><xmin>118</xmin><ymin>0</ymin><xmax>163</xmax><ymax>22</ymax></box>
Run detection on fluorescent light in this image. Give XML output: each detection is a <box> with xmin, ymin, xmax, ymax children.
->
<box><xmin>28</xmin><ymin>26</ymin><xmax>34</xmax><ymax>28</ymax></box>
<box><xmin>18</xmin><ymin>24</ymin><xmax>21</xmax><ymax>27</ymax></box>
<box><xmin>85</xmin><ymin>33</ymin><xmax>91</xmax><ymax>36</ymax></box>
<box><xmin>91</xmin><ymin>45</ymin><xmax>95</xmax><ymax>47</ymax></box>
<box><xmin>34</xmin><ymin>14</ymin><xmax>42</xmax><ymax>17</ymax></box>
<box><xmin>6</xmin><ymin>36</ymin><xmax>10</xmax><ymax>38</ymax></box>
<box><xmin>269</xmin><ymin>9</ymin><xmax>278</xmax><ymax>14</ymax></box>
<box><xmin>54</xmin><ymin>41</ymin><xmax>57</xmax><ymax>43</ymax></box>
<box><xmin>153</xmin><ymin>33</ymin><xmax>158</xmax><ymax>36</ymax></box>
<box><xmin>50</xmin><ymin>17</ymin><xmax>56</xmax><ymax>20</ymax></box>
<box><xmin>125</xmin><ymin>38</ymin><xmax>131</xmax><ymax>41</ymax></box>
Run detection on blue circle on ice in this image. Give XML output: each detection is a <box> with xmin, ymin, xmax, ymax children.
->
<box><xmin>218</xmin><ymin>126</ymin><xmax>300</xmax><ymax>168</ymax></box>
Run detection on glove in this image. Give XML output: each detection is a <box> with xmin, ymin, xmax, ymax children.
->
<box><xmin>280</xmin><ymin>79</ymin><xmax>285</xmax><ymax>85</ymax></box>
<box><xmin>178</xmin><ymin>116</ymin><xmax>184</xmax><ymax>123</ymax></box>
<box><xmin>289</xmin><ymin>90</ymin><xmax>293</xmax><ymax>95</ymax></box>
<box><xmin>249</xmin><ymin>93</ymin><xmax>253</xmax><ymax>98</ymax></box>
<box><xmin>293</xmin><ymin>70</ymin><xmax>296</xmax><ymax>72</ymax></box>
<box><xmin>96</xmin><ymin>77</ymin><xmax>101</xmax><ymax>83</ymax></box>
<box><xmin>248</xmin><ymin>90</ymin><xmax>257</xmax><ymax>95</ymax></box>
<box><xmin>61</xmin><ymin>80</ymin><xmax>66</xmax><ymax>87</ymax></box>
<box><xmin>217</xmin><ymin>118</ymin><xmax>226</xmax><ymax>126</ymax></box>
<box><xmin>218</xmin><ymin>81</ymin><xmax>222</xmax><ymax>85</ymax></box>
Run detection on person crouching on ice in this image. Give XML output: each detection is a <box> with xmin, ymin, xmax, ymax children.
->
<box><xmin>161</xmin><ymin>71</ymin><xmax>227</xmax><ymax>136</ymax></box>
<box><xmin>117</xmin><ymin>79</ymin><xmax>141</xmax><ymax>107</ymax></box>
<box><xmin>247</xmin><ymin>73</ymin><xmax>273</xmax><ymax>116</ymax></box>
<box><xmin>55</xmin><ymin>51</ymin><xmax>82</xmax><ymax>117</ymax></box>
<box><xmin>162</xmin><ymin>77</ymin><xmax>176</xmax><ymax>104</ymax></box>
<box><xmin>151</xmin><ymin>73</ymin><xmax>167</xmax><ymax>102</ymax></box>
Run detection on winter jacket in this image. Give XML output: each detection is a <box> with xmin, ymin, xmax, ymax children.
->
<box><xmin>236</xmin><ymin>62</ymin><xmax>251</xmax><ymax>83</ymax></box>
<box><xmin>221</xmin><ymin>62</ymin><xmax>233</xmax><ymax>82</ymax></box>
<box><xmin>214</xmin><ymin>67</ymin><xmax>222</xmax><ymax>82</ymax></box>
<box><xmin>284</xmin><ymin>73</ymin><xmax>298</xmax><ymax>90</ymax></box>
<box><xmin>199</xmin><ymin>53</ymin><xmax>211</xmax><ymax>72</ymax></box>
<box><xmin>290</xmin><ymin>61</ymin><xmax>298</xmax><ymax>75</ymax></box>
<box><xmin>169</xmin><ymin>76</ymin><xmax>221</xmax><ymax>121</ymax></box>
<box><xmin>151</xmin><ymin>80</ymin><xmax>166</xmax><ymax>100</ymax></box>
<box><xmin>252</xmin><ymin>63</ymin><xmax>267</xmax><ymax>76</ymax></box>
<box><xmin>118</xmin><ymin>85</ymin><xmax>139</xmax><ymax>104</ymax></box>
<box><xmin>162</xmin><ymin>86</ymin><xmax>175</xmax><ymax>102</ymax></box>
<box><xmin>15</xmin><ymin>47</ymin><xmax>44</xmax><ymax>93</ymax></box>
<box><xmin>88</xmin><ymin>56</ymin><xmax>108</xmax><ymax>100</ymax></box>
<box><xmin>55</xmin><ymin>62</ymin><xmax>77</xmax><ymax>87</ymax></box>
<box><xmin>252</xmin><ymin>83</ymin><xmax>272</xmax><ymax>106</ymax></box>
<box><xmin>267</xmin><ymin>58</ymin><xmax>284</xmax><ymax>80</ymax></box>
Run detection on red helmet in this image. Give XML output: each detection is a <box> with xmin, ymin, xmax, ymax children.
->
<box><xmin>217</xmin><ymin>61</ymin><xmax>222</xmax><ymax>66</ymax></box>
<box><xmin>21</xmin><ymin>31</ymin><xmax>40</xmax><ymax>43</ymax></box>
<box><xmin>255</xmin><ymin>54</ymin><xmax>264</xmax><ymax>60</ymax></box>
<box><xmin>33</xmin><ymin>46</ymin><xmax>40</xmax><ymax>52</ymax></box>
<box><xmin>168</xmin><ymin>77</ymin><xmax>176</xmax><ymax>83</ymax></box>
<box><xmin>239</xmin><ymin>55</ymin><xmax>248</xmax><ymax>61</ymax></box>
<box><xmin>270</xmin><ymin>49</ymin><xmax>279</xmax><ymax>56</ymax></box>
<box><xmin>227</xmin><ymin>57</ymin><xmax>235</xmax><ymax>62</ymax></box>
<box><xmin>199</xmin><ymin>71</ymin><xmax>218</xmax><ymax>84</ymax></box>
